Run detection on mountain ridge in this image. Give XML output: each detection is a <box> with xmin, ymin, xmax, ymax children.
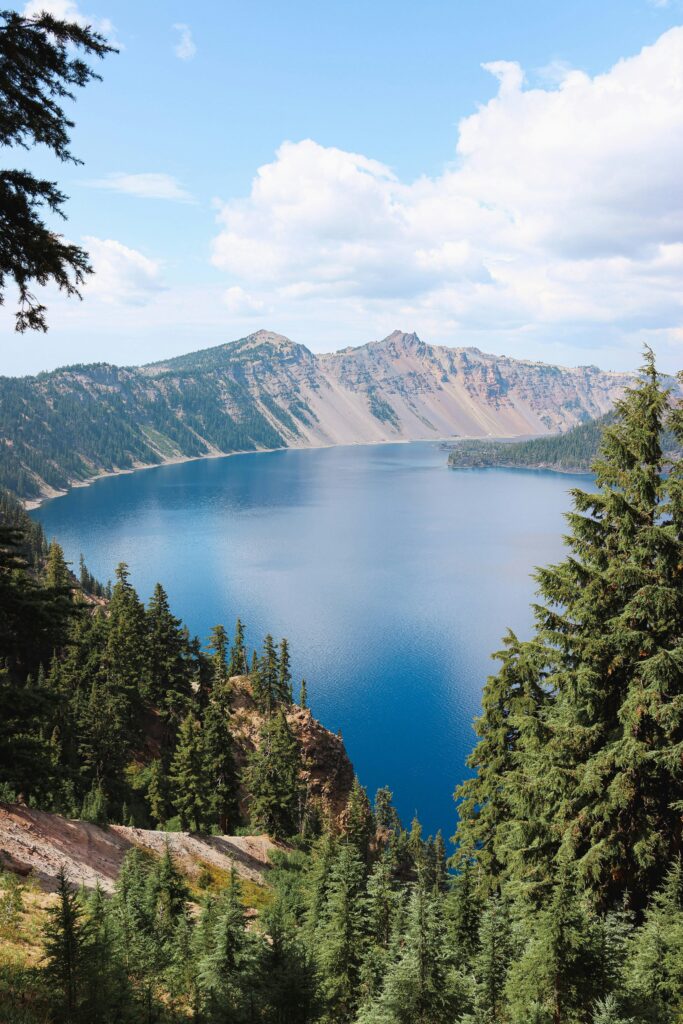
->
<box><xmin>0</xmin><ymin>329</ymin><xmax>633</xmax><ymax>503</ymax></box>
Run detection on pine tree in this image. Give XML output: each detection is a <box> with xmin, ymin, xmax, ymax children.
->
<box><xmin>104</xmin><ymin>563</ymin><xmax>149</xmax><ymax>736</ymax></box>
<box><xmin>357</xmin><ymin>879</ymin><xmax>465</xmax><ymax>1024</ymax></box>
<box><xmin>203</xmin><ymin>682</ymin><xmax>239</xmax><ymax>833</ymax></box>
<box><xmin>527</xmin><ymin>352</ymin><xmax>683</xmax><ymax>906</ymax></box>
<box><xmin>243</xmin><ymin>709</ymin><xmax>303</xmax><ymax>839</ymax></box>
<box><xmin>145</xmin><ymin>582</ymin><xmax>193</xmax><ymax>716</ymax></box>
<box><xmin>229</xmin><ymin>617</ymin><xmax>247</xmax><ymax>676</ymax></box>
<box><xmin>506</xmin><ymin>869</ymin><xmax>598</xmax><ymax>1024</ymax></box>
<box><xmin>279</xmin><ymin>637</ymin><xmax>293</xmax><ymax>702</ymax></box>
<box><xmin>346</xmin><ymin>776</ymin><xmax>374</xmax><ymax>864</ymax></box>
<box><xmin>452</xmin><ymin>630</ymin><xmax>548</xmax><ymax>889</ymax></box>
<box><xmin>471</xmin><ymin>893</ymin><xmax>513</xmax><ymax>1024</ymax></box>
<box><xmin>145</xmin><ymin>842</ymin><xmax>190</xmax><ymax>948</ymax></box>
<box><xmin>624</xmin><ymin>859</ymin><xmax>683</xmax><ymax>1023</ymax></box>
<box><xmin>207</xmin><ymin>623</ymin><xmax>229</xmax><ymax>686</ymax></box>
<box><xmin>45</xmin><ymin>539</ymin><xmax>71</xmax><ymax>590</ymax></box>
<box><xmin>445</xmin><ymin>860</ymin><xmax>484</xmax><ymax>966</ymax></box>
<box><xmin>170</xmin><ymin>713</ymin><xmax>208</xmax><ymax>832</ymax></box>
<box><xmin>300</xmin><ymin>678</ymin><xmax>308</xmax><ymax>709</ymax></box>
<box><xmin>198</xmin><ymin>870</ymin><xmax>259</xmax><ymax>1021</ymax></box>
<box><xmin>43</xmin><ymin>865</ymin><xmax>89</xmax><ymax>1020</ymax></box>
<box><xmin>315</xmin><ymin>843</ymin><xmax>367</xmax><ymax>1022</ymax></box>
<box><xmin>253</xmin><ymin>633</ymin><xmax>280</xmax><ymax>714</ymax></box>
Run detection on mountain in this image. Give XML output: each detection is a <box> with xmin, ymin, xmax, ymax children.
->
<box><xmin>0</xmin><ymin>329</ymin><xmax>632</xmax><ymax>502</ymax></box>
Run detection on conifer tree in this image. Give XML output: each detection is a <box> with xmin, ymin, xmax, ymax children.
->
<box><xmin>45</xmin><ymin>539</ymin><xmax>71</xmax><ymax>590</ymax></box>
<box><xmin>300</xmin><ymin>677</ymin><xmax>308</xmax><ymax>709</ymax></box>
<box><xmin>346</xmin><ymin>776</ymin><xmax>375</xmax><ymax>864</ymax></box>
<box><xmin>279</xmin><ymin>637</ymin><xmax>293</xmax><ymax>702</ymax></box>
<box><xmin>146</xmin><ymin>582</ymin><xmax>193</xmax><ymax>716</ymax></box>
<box><xmin>104</xmin><ymin>563</ymin><xmax>149</xmax><ymax>736</ymax></box>
<box><xmin>170</xmin><ymin>713</ymin><xmax>208</xmax><ymax>832</ymax></box>
<box><xmin>624</xmin><ymin>859</ymin><xmax>683</xmax><ymax>1023</ymax></box>
<box><xmin>243</xmin><ymin>709</ymin><xmax>303</xmax><ymax>838</ymax></box>
<box><xmin>229</xmin><ymin>617</ymin><xmax>247</xmax><ymax>676</ymax></box>
<box><xmin>43</xmin><ymin>865</ymin><xmax>89</xmax><ymax>1019</ymax></box>
<box><xmin>145</xmin><ymin>843</ymin><xmax>190</xmax><ymax>949</ymax></box>
<box><xmin>253</xmin><ymin>633</ymin><xmax>280</xmax><ymax>714</ymax></box>
<box><xmin>207</xmin><ymin>623</ymin><xmax>229</xmax><ymax>685</ymax></box>
<box><xmin>470</xmin><ymin>893</ymin><xmax>513</xmax><ymax>1024</ymax></box>
<box><xmin>203</xmin><ymin>681</ymin><xmax>239</xmax><ymax>832</ymax></box>
<box><xmin>315</xmin><ymin>843</ymin><xmax>367</xmax><ymax>1022</ymax></box>
<box><xmin>198</xmin><ymin>870</ymin><xmax>259</xmax><ymax>1021</ymax></box>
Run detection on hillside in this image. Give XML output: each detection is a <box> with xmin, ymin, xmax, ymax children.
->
<box><xmin>0</xmin><ymin>329</ymin><xmax>631</xmax><ymax>502</ymax></box>
<box><xmin>447</xmin><ymin>409</ymin><xmax>681</xmax><ymax>473</ymax></box>
<box><xmin>447</xmin><ymin>411</ymin><xmax>615</xmax><ymax>473</ymax></box>
<box><xmin>0</xmin><ymin>804</ymin><xmax>276</xmax><ymax>893</ymax></box>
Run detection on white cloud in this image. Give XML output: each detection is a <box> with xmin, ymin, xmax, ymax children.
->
<box><xmin>86</xmin><ymin>172</ymin><xmax>195</xmax><ymax>203</ymax></box>
<box><xmin>23</xmin><ymin>0</ymin><xmax>117</xmax><ymax>43</ymax></box>
<box><xmin>172</xmin><ymin>23</ymin><xmax>196</xmax><ymax>61</ymax></box>
<box><xmin>82</xmin><ymin>237</ymin><xmax>165</xmax><ymax>305</ymax></box>
<box><xmin>211</xmin><ymin>27</ymin><xmax>683</xmax><ymax>365</ymax></box>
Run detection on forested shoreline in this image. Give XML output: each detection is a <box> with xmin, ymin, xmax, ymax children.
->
<box><xmin>2</xmin><ymin>353</ymin><xmax>683</xmax><ymax>1022</ymax></box>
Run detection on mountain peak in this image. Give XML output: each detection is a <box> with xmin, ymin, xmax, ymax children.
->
<box><xmin>380</xmin><ymin>330</ymin><xmax>422</xmax><ymax>348</ymax></box>
<box><xmin>243</xmin><ymin>329</ymin><xmax>293</xmax><ymax>347</ymax></box>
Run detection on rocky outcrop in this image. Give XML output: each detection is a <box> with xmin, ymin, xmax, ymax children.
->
<box><xmin>0</xmin><ymin>803</ymin><xmax>278</xmax><ymax>893</ymax></box>
<box><xmin>229</xmin><ymin>676</ymin><xmax>354</xmax><ymax>822</ymax></box>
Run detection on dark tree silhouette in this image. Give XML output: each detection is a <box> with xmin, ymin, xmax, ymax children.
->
<box><xmin>0</xmin><ymin>8</ymin><xmax>115</xmax><ymax>332</ymax></box>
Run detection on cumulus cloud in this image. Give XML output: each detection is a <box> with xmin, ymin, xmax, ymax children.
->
<box><xmin>82</xmin><ymin>237</ymin><xmax>165</xmax><ymax>305</ymax></box>
<box><xmin>211</xmin><ymin>27</ymin><xmax>683</xmax><ymax>362</ymax></box>
<box><xmin>86</xmin><ymin>172</ymin><xmax>195</xmax><ymax>203</ymax></box>
<box><xmin>173</xmin><ymin>23</ymin><xmax>196</xmax><ymax>61</ymax></box>
<box><xmin>23</xmin><ymin>0</ymin><xmax>117</xmax><ymax>42</ymax></box>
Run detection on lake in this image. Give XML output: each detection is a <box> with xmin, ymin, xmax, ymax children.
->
<box><xmin>32</xmin><ymin>443</ymin><xmax>591</xmax><ymax>839</ymax></box>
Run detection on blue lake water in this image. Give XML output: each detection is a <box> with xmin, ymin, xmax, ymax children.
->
<box><xmin>32</xmin><ymin>443</ymin><xmax>591</xmax><ymax>839</ymax></box>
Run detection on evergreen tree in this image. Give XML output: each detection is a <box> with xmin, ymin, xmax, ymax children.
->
<box><xmin>243</xmin><ymin>709</ymin><xmax>303</xmax><ymax>839</ymax></box>
<box><xmin>253</xmin><ymin>633</ymin><xmax>280</xmax><ymax>715</ymax></box>
<box><xmin>470</xmin><ymin>893</ymin><xmax>513</xmax><ymax>1024</ymax></box>
<box><xmin>0</xmin><ymin>7</ymin><xmax>115</xmax><ymax>332</ymax></box>
<box><xmin>198</xmin><ymin>870</ymin><xmax>259</xmax><ymax>1022</ymax></box>
<box><xmin>315</xmin><ymin>843</ymin><xmax>367</xmax><ymax>1022</ymax></box>
<box><xmin>43</xmin><ymin>865</ymin><xmax>89</xmax><ymax>1020</ymax></box>
<box><xmin>203</xmin><ymin>682</ymin><xmax>239</xmax><ymax>832</ymax></box>
<box><xmin>300</xmin><ymin>678</ymin><xmax>308</xmax><ymax>709</ymax></box>
<box><xmin>279</xmin><ymin>637</ymin><xmax>293</xmax><ymax>702</ymax></box>
<box><xmin>229</xmin><ymin>617</ymin><xmax>247</xmax><ymax>676</ymax></box>
<box><xmin>346</xmin><ymin>776</ymin><xmax>375</xmax><ymax>864</ymax></box>
<box><xmin>170</xmin><ymin>713</ymin><xmax>208</xmax><ymax>832</ymax></box>
<box><xmin>145</xmin><ymin>582</ymin><xmax>193</xmax><ymax>715</ymax></box>
<box><xmin>45</xmin><ymin>539</ymin><xmax>71</xmax><ymax>589</ymax></box>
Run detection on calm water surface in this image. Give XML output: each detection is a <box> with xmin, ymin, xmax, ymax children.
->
<box><xmin>32</xmin><ymin>443</ymin><xmax>590</xmax><ymax>837</ymax></box>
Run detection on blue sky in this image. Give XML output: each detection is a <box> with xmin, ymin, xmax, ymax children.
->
<box><xmin>3</xmin><ymin>0</ymin><xmax>683</xmax><ymax>374</ymax></box>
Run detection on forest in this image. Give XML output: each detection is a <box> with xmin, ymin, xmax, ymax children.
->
<box><xmin>1</xmin><ymin>353</ymin><xmax>683</xmax><ymax>1022</ymax></box>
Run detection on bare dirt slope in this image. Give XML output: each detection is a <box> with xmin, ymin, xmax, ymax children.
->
<box><xmin>0</xmin><ymin>804</ymin><xmax>278</xmax><ymax>893</ymax></box>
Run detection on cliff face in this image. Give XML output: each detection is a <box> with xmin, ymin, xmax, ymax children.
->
<box><xmin>230</xmin><ymin>676</ymin><xmax>354</xmax><ymax>821</ymax></box>
<box><xmin>1</xmin><ymin>328</ymin><xmax>632</xmax><ymax>501</ymax></box>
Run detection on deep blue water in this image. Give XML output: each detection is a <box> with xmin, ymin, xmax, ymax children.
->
<box><xmin>32</xmin><ymin>443</ymin><xmax>591</xmax><ymax>839</ymax></box>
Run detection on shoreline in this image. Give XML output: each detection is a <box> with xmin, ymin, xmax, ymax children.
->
<box><xmin>23</xmin><ymin>432</ymin><xmax>541</xmax><ymax>512</ymax></box>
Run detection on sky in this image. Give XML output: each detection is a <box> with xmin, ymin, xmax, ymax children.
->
<box><xmin>2</xmin><ymin>0</ymin><xmax>683</xmax><ymax>376</ymax></box>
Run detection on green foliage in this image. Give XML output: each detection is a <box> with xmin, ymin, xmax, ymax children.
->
<box><xmin>243</xmin><ymin>709</ymin><xmax>304</xmax><ymax>839</ymax></box>
<box><xmin>0</xmin><ymin>8</ymin><xmax>115</xmax><ymax>333</ymax></box>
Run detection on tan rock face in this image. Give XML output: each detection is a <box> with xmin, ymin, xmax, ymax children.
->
<box><xmin>0</xmin><ymin>803</ymin><xmax>278</xmax><ymax>893</ymax></box>
<box><xmin>229</xmin><ymin>676</ymin><xmax>354</xmax><ymax>823</ymax></box>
